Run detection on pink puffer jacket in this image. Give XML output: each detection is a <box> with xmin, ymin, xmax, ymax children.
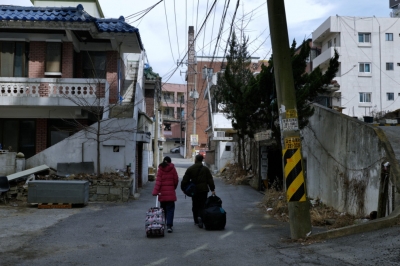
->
<box><xmin>152</xmin><ymin>163</ymin><xmax>179</xmax><ymax>202</ymax></box>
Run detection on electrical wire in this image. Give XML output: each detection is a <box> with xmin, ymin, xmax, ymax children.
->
<box><xmin>163</xmin><ymin>0</ymin><xmax>176</xmax><ymax>63</ymax></box>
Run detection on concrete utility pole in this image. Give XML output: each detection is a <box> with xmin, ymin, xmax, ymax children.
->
<box><xmin>153</xmin><ymin>78</ymin><xmax>161</xmax><ymax>169</ymax></box>
<box><xmin>267</xmin><ymin>0</ymin><xmax>311</xmax><ymax>240</ymax></box>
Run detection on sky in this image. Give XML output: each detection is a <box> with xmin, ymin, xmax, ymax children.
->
<box><xmin>1</xmin><ymin>0</ymin><xmax>393</xmax><ymax>84</ymax></box>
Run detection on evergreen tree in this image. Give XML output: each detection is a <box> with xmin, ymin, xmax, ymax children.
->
<box><xmin>214</xmin><ymin>32</ymin><xmax>256</xmax><ymax>169</ymax></box>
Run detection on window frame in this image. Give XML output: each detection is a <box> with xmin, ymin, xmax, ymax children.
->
<box><xmin>387</xmin><ymin>92</ymin><xmax>394</xmax><ymax>101</ymax></box>
<box><xmin>358</xmin><ymin>33</ymin><xmax>371</xmax><ymax>43</ymax></box>
<box><xmin>359</xmin><ymin>63</ymin><xmax>371</xmax><ymax>73</ymax></box>
<box><xmin>386</xmin><ymin>62</ymin><xmax>394</xmax><ymax>71</ymax></box>
<box><xmin>385</xmin><ymin>33</ymin><xmax>393</xmax><ymax>41</ymax></box>
<box><xmin>359</xmin><ymin>92</ymin><xmax>372</xmax><ymax>103</ymax></box>
<box><xmin>45</xmin><ymin>41</ymin><xmax>62</xmax><ymax>76</ymax></box>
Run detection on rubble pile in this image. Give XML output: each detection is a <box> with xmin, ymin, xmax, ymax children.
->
<box><xmin>35</xmin><ymin>172</ymin><xmax>131</xmax><ymax>181</ymax></box>
<box><xmin>218</xmin><ymin>163</ymin><xmax>251</xmax><ymax>185</ymax></box>
<box><xmin>260</xmin><ymin>189</ymin><xmax>367</xmax><ymax>229</ymax></box>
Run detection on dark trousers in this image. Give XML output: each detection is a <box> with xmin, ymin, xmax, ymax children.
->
<box><xmin>192</xmin><ymin>192</ymin><xmax>208</xmax><ymax>224</ymax></box>
<box><xmin>160</xmin><ymin>201</ymin><xmax>175</xmax><ymax>227</ymax></box>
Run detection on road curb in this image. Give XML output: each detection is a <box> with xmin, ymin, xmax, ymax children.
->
<box><xmin>307</xmin><ymin>207</ymin><xmax>400</xmax><ymax>240</ymax></box>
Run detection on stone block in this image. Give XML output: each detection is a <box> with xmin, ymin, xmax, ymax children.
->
<box><xmin>114</xmin><ymin>179</ymin><xmax>133</xmax><ymax>188</ymax></box>
<box><xmin>107</xmin><ymin>194</ymin><xmax>121</xmax><ymax>201</ymax></box>
<box><xmin>110</xmin><ymin>187</ymin><xmax>122</xmax><ymax>195</ymax></box>
<box><xmin>99</xmin><ymin>181</ymin><xmax>113</xmax><ymax>186</ymax></box>
<box><xmin>97</xmin><ymin>186</ymin><xmax>110</xmax><ymax>195</ymax></box>
<box><xmin>89</xmin><ymin>194</ymin><xmax>98</xmax><ymax>201</ymax></box>
<box><xmin>89</xmin><ymin>186</ymin><xmax>97</xmax><ymax>194</ymax></box>
<box><xmin>96</xmin><ymin>194</ymin><xmax>108</xmax><ymax>201</ymax></box>
<box><xmin>122</xmin><ymin>187</ymin><xmax>130</xmax><ymax>202</ymax></box>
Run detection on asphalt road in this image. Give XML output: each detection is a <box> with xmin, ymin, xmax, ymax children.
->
<box><xmin>1</xmin><ymin>155</ymin><xmax>400</xmax><ymax>265</ymax></box>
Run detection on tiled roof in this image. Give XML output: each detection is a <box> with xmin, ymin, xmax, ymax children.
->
<box><xmin>0</xmin><ymin>4</ymin><xmax>144</xmax><ymax>50</ymax></box>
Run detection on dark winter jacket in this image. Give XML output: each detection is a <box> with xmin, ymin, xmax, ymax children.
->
<box><xmin>181</xmin><ymin>162</ymin><xmax>215</xmax><ymax>193</ymax></box>
<box><xmin>152</xmin><ymin>163</ymin><xmax>179</xmax><ymax>202</ymax></box>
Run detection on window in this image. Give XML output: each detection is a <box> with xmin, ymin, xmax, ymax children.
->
<box><xmin>177</xmin><ymin>107</ymin><xmax>184</xmax><ymax>119</ymax></box>
<box><xmin>225</xmin><ymin>145</ymin><xmax>231</xmax><ymax>151</ymax></box>
<box><xmin>45</xmin><ymin>42</ymin><xmax>62</xmax><ymax>75</ymax></box>
<box><xmin>359</xmin><ymin>63</ymin><xmax>371</xmax><ymax>73</ymax></box>
<box><xmin>162</xmin><ymin>92</ymin><xmax>174</xmax><ymax>103</ymax></box>
<box><xmin>163</xmin><ymin>123</ymin><xmax>171</xmax><ymax>131</ymax></box>
<box><xmin>0</xmin><ymin>119</ymin><xmax>36</xmax><ymax>158</ymax></box>
<box><xmin>359</xmin><ymin>92</ymin><xmax>371</xmax><ymax>103</ymax></box>
<box><xmin>328</xmin><ymin>40</ymin><xmax>332</xmax><ymax>48</ymax></box>
<box><xmin>0</xmin><ymin>41</ymin><xmax>29</xmax><ymax>77</ymax></box>
<box><xmin>82</xmin><ymin>51</ymin><xmax>106</xmax><ymax>79</ymax></box>
<box><xmin>387</xmin><ymin>93</ymin><xmax>394</xmax><ymax>101</ymax></box>
<box><xmin>358</xmin><ymin>33</ymin><xmax>371</xmax><ymax>43</ymax></box>
<box><xmin>333</xmin><ymin>38</ymin><xmax>337</xmax><ymax>47</ymax></box>
<box><xmin>386</xmin><ymin>33</ymin><xmax>393</xmax><ymax>41</ymax></box>
<box><xmin>386</xmin><ymin>63</ymin><xmax>394</xmax><ymax>70</ymax></box>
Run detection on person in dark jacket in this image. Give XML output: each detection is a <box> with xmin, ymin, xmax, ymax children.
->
<box><xmin>181</xmin><ymin>154</ymin><xmax>215</xmax><ymax>228</ymax></box>
<box><xmin>152</xmin><ymin>156</ymin><xmax>179</xmax><ymax>233</ymax></box>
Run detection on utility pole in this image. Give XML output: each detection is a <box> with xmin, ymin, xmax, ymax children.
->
<box><xmin>153</xmin><ymin>78</ymin><xmax>161</xmax><ymax>169</ymax></box>
<box><xmin>267</xmin><ymin>0</ymin><xmax>311</xmax><ymax>240</ymax></box>
<box><xmin>180</xmin><ymin>95</ymin><xmax>183</xmax><ymax>145</ymax></box>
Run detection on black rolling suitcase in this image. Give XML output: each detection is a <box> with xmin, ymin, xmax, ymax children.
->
<box><xmin>145</xmin><ymin>196</ymin><xmax>165</xmax><ymax>237</ymax></box>
<box><xmin>203</xmin><ymin>195</ymin><xmax>226</xmax><ymax>230</ymax></box>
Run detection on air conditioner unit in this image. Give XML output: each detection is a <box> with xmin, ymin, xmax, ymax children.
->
<box><xmin>214</xmin><ymin>131</ymin><xmax>225</xmax><ymax>138</ymax></box>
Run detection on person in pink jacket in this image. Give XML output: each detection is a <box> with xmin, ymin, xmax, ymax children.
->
<box><xmin>152</xmin><ymin>156</ymin><xmax>179</xmax><ymax>233</ymax></box>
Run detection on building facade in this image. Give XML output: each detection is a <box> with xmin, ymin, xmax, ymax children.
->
<box><xmin>312</xmin><ymin>16</ymin><xmax>400</xmax><ymax>118</ymax></box>
<box><xmin>160</xmin><ymin>83</ymin><xmax>187</xmax><ymax>153</ymax></box>
<box><xmin>0</xmin><ymin>3</ymin><xmax>152</xmax><ymax>191</ymax></box>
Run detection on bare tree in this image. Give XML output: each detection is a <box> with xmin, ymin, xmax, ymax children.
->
<box><xmin>58</xmin><ymin>53</ymin><xmax>140</xmax><ymax>176</ymax></box>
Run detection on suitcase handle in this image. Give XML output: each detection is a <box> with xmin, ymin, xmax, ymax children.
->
<box><xmin>156</xmin><ymin>195</ymin><xmax>159</xmax><ymax>208</ymax></box>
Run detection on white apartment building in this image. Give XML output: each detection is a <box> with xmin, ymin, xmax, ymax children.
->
<box><xmin>312</xmin><ymin>16</ymin><xmax>400</xmax><ymax>118</ymax></box>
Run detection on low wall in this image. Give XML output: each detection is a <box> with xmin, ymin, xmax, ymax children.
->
<box><xmin>301</xmin><ymin>104</ymin><xmax>400</xmax><ymax>216</ymax></box>
<box><xmin>89</xmin><ymin>178</ymin><xmax>133</xmax><ymax>202</ymax></box>
<box><xmin>6</xmin><ymin>178</ymin><xmax>133</xmax><ymax>203</ymax></box>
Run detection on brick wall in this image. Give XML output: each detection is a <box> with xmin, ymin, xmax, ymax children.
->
<box><xmin>106</xmin><ymin>51</ymin><xmax>119</xmax><ymax>104</ymax></box>
<box><xmin>61</xmin><ymin>42</ymin><xmax>74</xmax><ymax>78</ymax></box>
<box><xmin>75</xmin><ymin>53</ymin><xmax>83</xmax><ymax>78</ymax></box>
<box><xmin>145</xmin><ymin>89</ymin><xmax>155</xmax><ymax>117</ymax></box>
<box><xmin>39</xmin><ymin>83</ymin><xmax>49</xmax><ymax>97</ymax></box>
<box><xmin>29</xmin><ymin>42</ymin><xmax>46</xmax><ymax>78</ymax></box>
<box><xmin>36</xmin><ymin>119</ymin><xmax>47</xmax><ymax>153</ymax></box>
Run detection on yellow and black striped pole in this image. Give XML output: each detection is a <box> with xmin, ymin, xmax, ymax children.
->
<box><xmin>268</xmin><ymin>0</ymin><xmax>311</xmax><ymax>239</ymax></box>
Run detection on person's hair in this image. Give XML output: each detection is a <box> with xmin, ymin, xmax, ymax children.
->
<box><xmin>195</xmin><ymin>154</ymin><xmax>204</xmax><ymax>162</ymax></box>
<box><xmin>159</xmin><ymin>156</ymin><xmax>172</xmax><ymax>168</ymax></box>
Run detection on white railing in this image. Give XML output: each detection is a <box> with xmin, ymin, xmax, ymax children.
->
<box><xmin>0</xmin><ymin>78</ymin><xmax>106</xmax><ymax>98</ymax></box>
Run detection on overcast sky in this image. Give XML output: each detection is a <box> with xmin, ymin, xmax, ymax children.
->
<box><xmin>2</xmin><ymin>0</ymin><xmax>393</xmax><ymax>84</ymax></box>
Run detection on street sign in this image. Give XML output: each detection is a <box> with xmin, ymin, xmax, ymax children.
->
<box><xmin>190</xmin><ymin>134</ymin><xmax>198</xmax><ymax>146</ymax></box>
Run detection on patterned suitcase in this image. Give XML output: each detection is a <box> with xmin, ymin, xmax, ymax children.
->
<box><xmin>145</xmin><ymin>196</ymin><xmax>165</xmax><ymax>237</ymax></box>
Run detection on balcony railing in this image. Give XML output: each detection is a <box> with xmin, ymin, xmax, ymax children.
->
<box><xmin>0</xmin><ymin>77</ymin><xmax>106</xmax><ymax>98</ymax></box>
<box><xmin>313</xmin><ymin>47</ymin><xmax>341</xmax><ymax>70</ymax></box>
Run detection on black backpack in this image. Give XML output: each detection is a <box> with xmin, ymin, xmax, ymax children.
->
<box><xmin>183</xmin><ymin>165</ymin><xmax>202</xmax><ymax>197</ymax></box>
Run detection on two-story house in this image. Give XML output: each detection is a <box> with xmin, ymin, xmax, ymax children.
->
<box><xmin>0</xmin><ymin>3</ymin><xmax>151</xmax><ymax>191</ymax></box>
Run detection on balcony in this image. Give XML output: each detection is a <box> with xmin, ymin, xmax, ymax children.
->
<box><xmin>162</xmin><ymin>114</ymin><xmax>178</xmax><ymax>122</ymax></box>
<box><xmin>313</xmin><ymin>47</ymin><xmax>341</xmax><ymax>70</ymax></box>
<box><xmin>0</xmin><ymin>77</ymin><xmax>108</xmax><ymax>107</ymax></box>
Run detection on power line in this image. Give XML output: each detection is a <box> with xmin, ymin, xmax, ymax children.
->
<box><xmin>173</xmin><ymin>0</ymin><xmax>181</xmax><ymax>57</ymax></box>
<box><xmin>163</xmin><ymin>0</ymin><xmax>176</xmax><ymax>63</ymax></box>
<box><xmin>161</xmin><ymin>0</ymin><xmax>219</xmax><ymax>85</ymax></box>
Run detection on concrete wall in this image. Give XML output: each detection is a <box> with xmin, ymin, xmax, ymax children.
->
<box><xmin>302</xmin><ymin>105</ymin><xmax>400</xmax><ymax>216</ymax></box>
<box><xmin>217</xmin><ymin>141</ymin><xmax>235</xmax><ymax>171</ymax></box>
<box><xmin>27</xmin><ymin>118</ymin><xmax>136</xmax><ymax>189</ymax></box>
<box><xmin>0</xmin><ymin>152</ymin><xmax>17</xmax><ymax>176</ymax></box>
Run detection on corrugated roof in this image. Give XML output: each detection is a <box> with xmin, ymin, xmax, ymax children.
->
<box><xmin>0</xmin><ymin>4</ymin><xmax>144</xmax><ymax>50</ymax></box>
